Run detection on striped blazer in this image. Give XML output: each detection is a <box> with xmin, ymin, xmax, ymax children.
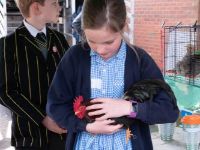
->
<box><xmin>0</xmin><ymin>23</ymin><xmax>69</xmax><ymax>148</ymax></box>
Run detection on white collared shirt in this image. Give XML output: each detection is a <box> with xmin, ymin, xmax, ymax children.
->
<box><xmin>23</xmin><ymin>20</ymin><xmax>46</xmax><ymax>37</ymax></box>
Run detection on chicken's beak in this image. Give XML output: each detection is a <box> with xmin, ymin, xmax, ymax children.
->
<box><xmin>75</xmin><ymin>111</ymin><xmax>80</xmax><ymax>115</ymax></box>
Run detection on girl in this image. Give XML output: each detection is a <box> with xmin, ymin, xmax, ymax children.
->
<box><xmin>46</xmin><ymin>0</ymin><xmax>179</xmax><ymax>149</ymax></box>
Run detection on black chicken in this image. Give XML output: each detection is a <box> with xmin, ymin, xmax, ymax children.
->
<box><xmin>73</xmin><ymin>79</ymin><xmax>177</xmax><ymax>142</ymax></box>
<box><xmin>115</xmin><ymin>79</ymin><xmax>177</xmax><ymax>125</ymax></box>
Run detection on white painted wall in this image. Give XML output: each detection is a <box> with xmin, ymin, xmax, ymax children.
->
<box><xmin>0</xmin><ymin>0</ymin><xmax>7</xmax><ymax>38</ymax></box>
<box><xmin>125</xmin><ymin>0</ymin><xmax>135</xmax><ymax>44</ymax></box>
<box><xmin>71</xmin><ymin>0</ymin><xmax>76</xmax><ymax>45</ymax></box>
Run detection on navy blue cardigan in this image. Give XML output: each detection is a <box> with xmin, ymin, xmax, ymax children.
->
<box><xmin>46</xmin><ymin>43</ymin><xmax>179</xmax><ymax>150</ymax></box>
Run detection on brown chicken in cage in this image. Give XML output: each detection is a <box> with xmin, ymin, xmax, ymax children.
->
<box><xmin>176</xmin><ymin>44</ymin><xmax>200</xmax><ymax>77</ymax></box>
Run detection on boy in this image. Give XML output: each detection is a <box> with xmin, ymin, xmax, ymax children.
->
<box><xmin>0</xmin><ymin>0</ymin><xmax>68</xmax><ymax>149</ymax></box>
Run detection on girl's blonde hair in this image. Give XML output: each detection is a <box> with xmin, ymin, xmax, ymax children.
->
<box><xmin>82</xmin><ymin>0</ymin><xmax>126</xmax><ymax>32</ymax></box>
<box><xmin>82</xmin><ymin>0</ymin><xmax>139</xmax><ymax>60</ymax></box>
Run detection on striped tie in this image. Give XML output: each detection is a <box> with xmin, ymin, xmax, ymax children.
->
<box><xmin>35</xmin><ymin>32</ymin><xmax>47</xmax><ymax>48</ymax></box>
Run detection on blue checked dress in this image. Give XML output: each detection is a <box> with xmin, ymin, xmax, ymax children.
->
<box><xmin>75</xmin><ymin>41</ymin><xmax>133</xmax><ymax>150</ymax></box>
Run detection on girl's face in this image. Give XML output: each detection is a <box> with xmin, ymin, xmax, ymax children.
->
<box><xmin>85</xmin><ymin>26</ymin><xmax>122</xmax><ymax>60</ymax></box>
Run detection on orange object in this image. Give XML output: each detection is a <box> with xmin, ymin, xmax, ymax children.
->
<box><xmin>181</xmin><ymin>115</ymin><xmax>200</xmax><ymax>125</ymax></box>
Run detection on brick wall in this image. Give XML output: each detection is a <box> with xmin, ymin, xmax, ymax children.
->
<box><xmin>126</xmin><ymin>0</ymin><xmax>199</xmax><ymax>69</ymax></box>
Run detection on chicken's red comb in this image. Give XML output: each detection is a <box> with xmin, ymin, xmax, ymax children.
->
<box><xmin>73</xmin><ymin>96</ymin><xmax>84</xmax><ymax>111</ymax></box>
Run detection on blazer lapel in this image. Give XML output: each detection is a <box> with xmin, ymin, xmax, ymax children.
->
<box><xmin>16</xmin><ymin>23</ymin><xmax>46</xmax><ymax>62</ymax></box>
<box><xmin>46</xmin><ymin>28</ymin><xmax>63</xmax><ymax>60</ymax></box>
<box><xmin>17</xmin><ymin>23</ymin><xmax>42</xmax><ymax>51</ymax></box>
<box><xmin>46</xmin><ymin>28</ymin><xmax>53</xmax><ymax>51</ymax></box>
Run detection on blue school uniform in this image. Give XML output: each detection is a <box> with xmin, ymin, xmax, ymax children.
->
<box><xmin>46</xmin><ymin>41</ymin><xmax>179</xmax><ymax>150</ymax></box>
<box><xmin>75</xmin><ymin>42</ymin><xmax>132</xmax><ymax>150</ymax></box>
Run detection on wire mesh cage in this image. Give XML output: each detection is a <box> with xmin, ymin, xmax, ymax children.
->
<box><xmin>163</xmin><ymin>25</ymin><xmax>200</xmax><ymax>87</ymax></box>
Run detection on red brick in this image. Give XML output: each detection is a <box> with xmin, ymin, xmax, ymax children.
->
<box><xmin>126</xmin><ymin>0</ymin><xmax>199</xmax><ymax>69</ymax></box>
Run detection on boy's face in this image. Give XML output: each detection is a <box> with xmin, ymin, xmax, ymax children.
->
<box><xmin>85</xmin><ymin>26</ymin><xmax>122</xmax><ymax>60</ymax></box>
<box><xmin>39</xmin><ymin>0</ymin><xmax>61</xmax><ymax>23</ymax></box>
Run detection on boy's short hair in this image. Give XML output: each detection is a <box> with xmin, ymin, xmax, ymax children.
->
<box><xmin>15</xmin><ymin>0</ymin><xmax>46</xmax><ymax>18</ymax></box>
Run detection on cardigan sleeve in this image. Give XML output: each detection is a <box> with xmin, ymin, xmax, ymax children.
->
<box><xmin>135</xmin><ymin>50</ymin><xmax>179</xmax><ymax>124</ymax></box>
<box><xmin>0</xmin><ymin>35</ymin><xmax>45</xmax><ymax>126</ymax></box>
<box><xmin>46</xmin><ymin>48</ymin><xmax>87</xmax><ymax>132</ymax></box>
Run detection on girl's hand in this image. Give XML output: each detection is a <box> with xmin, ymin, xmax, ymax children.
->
<box><xmin>86</xmin><ymin>119</ymin><xmax>123</xmax><ymax>134</ymax></box>
<box><xmin>86</xmin><ymin>98</ymin><xmax>133</xmax><ymax>120</ymax></box>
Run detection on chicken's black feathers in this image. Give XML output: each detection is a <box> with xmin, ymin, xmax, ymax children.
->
<box><xmin>83</xmin><ymin>79</ymin><xmax>177</xmax><ymax>129</ymax></box>
<box><xmin>123</xmin><ymin>79</ymin><xmax>177</xmax><ymax>105</ymax></box>
<box><xmin>110</xmin><ymin>79</ymin><xmax>177</xmax><ymax>128</ymax></box>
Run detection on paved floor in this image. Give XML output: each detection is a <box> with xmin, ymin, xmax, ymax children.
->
<box><xmin>0</xmin><ymin>107</ymin><xmax>197</xmax><ymax>150</ymax></box>
<box><xmin>0</xmin><ymin>121</ymin><xmax>187</xmax><ymax>150</ymax></box>
<box><xmin>151</xmin><ymin>124</ymin><xmax>186</xmax><ymax>150</ymax></box>
<box><xmin>0</xmin><ymin>108</ymin><xmax>14</xmax><ymax>150</ymax></box>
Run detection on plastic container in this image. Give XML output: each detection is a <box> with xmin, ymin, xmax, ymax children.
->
<box><xmin>158</xmin><ymin>122</ymin><xmax>176</xmax><ymax>141</ymax></box>
<box><xmin>181</xmin><ymin>115</ymin><xmax>200</xmax><ymax>150</ymax></box>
